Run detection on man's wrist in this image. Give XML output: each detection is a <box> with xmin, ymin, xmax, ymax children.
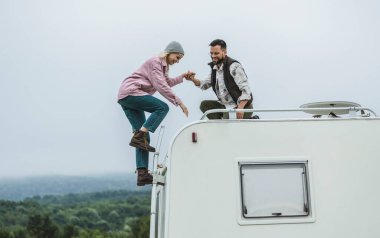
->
<box><xmin>238</xmin><ymin>101</ymin><xmax>248</xmax><ymax>108</ymax></box>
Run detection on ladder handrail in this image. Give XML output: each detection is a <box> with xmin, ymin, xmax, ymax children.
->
<box><xmin>200</xmin><ymin>107</ymin><xmax>377</xmax><ymax>120</ymax></box>
<box><xmin>152</xmin><ymin>125</ymin><xmax>165</xmax><ymax>173</ymax></box>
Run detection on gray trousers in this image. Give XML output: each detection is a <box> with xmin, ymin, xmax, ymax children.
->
<box><xmin>200</xmin><ymin>100</ymin><xmax>253</xmax><ymax>119</ymax></box>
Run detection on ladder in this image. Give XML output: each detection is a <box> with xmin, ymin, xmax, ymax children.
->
<box><xmin>150</xmin><ymin>125</ymin><xmax>166</xmax><ymax>238</ymax></box>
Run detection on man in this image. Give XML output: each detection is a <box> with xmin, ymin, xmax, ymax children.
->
<box><xmin>188</xmin><ymin>39</ymin><xmax>255</xmax><ymax>119</ymax></box>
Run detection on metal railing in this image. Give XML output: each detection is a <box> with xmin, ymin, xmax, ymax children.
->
<box><xmin>200</xmin><ymin>107</ymin><xmax>377</xmax><ymax>120</ymax></box>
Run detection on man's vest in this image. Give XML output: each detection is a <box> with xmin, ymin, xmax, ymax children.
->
<box><xmin>208</xmin><ymin>56</ymin><xmax>253</xmax><ymax>106</ymax></box>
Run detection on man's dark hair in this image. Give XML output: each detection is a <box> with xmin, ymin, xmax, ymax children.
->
<box><xmin>209</xmin><ymin>39</ymin><xmax>227</xmax><ymax>49</ymax></box>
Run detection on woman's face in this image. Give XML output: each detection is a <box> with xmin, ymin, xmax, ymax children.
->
<box><xmin>166</xmin><ymin>53</ymin><xmax>183</xmax><ymax>65</ymax></box>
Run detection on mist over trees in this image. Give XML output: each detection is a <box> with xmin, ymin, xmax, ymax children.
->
<box><xmin>0</xmin><ymin>173</ymin><xmax>142</xmax><ymax>201</ymax></box>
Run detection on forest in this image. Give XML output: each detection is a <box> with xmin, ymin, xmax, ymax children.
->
<box><xmin>0</xmin><ymin>190</ymin><xmax>151</xmax><ymax>238</ymax></box>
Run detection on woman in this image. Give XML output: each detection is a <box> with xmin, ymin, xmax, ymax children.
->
<box><xmin>117</xmin><ymin>41</ymin><xmax>189</xmax><ymax>186</ymax></box>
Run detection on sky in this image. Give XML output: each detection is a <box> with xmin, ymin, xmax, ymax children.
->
<box><xmin>0</xmin><ymin>0</ymin><xmax>379</xmax><ymax>178</ymax></box>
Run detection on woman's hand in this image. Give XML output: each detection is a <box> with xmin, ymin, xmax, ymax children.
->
<box><xmin>183</xmin><ymin>71</ymin><xmax>200</xmax><ymax>87</ymax></box>
<box><xmin>179</xmin><ymin>103</ymin><xmax>189</xmax><ymax>117</ymax></box>
<box><xmin>183</xmin><ymin>71</ymin><xmax>196</xmax><ymax>81</ymax></box>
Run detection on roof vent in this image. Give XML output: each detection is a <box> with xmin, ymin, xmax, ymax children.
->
<box><xmin>300</xmin><ymin>101</ymin><xmax>362</xmax><ymax>117</ymax></box>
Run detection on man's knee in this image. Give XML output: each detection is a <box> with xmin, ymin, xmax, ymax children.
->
<box><xmin>200</xmin><ymin>100</ymin><xmax>216</xmax><ymax>113</ymax></box>
<box><xmin>200</xmin><ymin>100</ymin><xmax>208</xmax><ymax>113</ymax></box>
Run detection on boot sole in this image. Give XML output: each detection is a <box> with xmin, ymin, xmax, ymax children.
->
<box><xmin>129</xmin><ymin>142</ymin><xmax>156</xmax><ymax>152</ymax></box>
<box><xmin>137</xmin><ymin>182</ymin><xmax>153</xmax><ymax>186</ymax></box>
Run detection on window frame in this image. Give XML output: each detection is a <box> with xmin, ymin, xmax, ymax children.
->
<box><xmin>235</xmin><ymin>158</ymin><xmax>316</xmax><ymax>225</ymax></box>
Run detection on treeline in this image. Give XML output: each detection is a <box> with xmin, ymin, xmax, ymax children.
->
<box><xmin>0</xmin><ymin>174</ymin><xmax>140</xmax><ymax>201</ymax></box>
<box><xmin>0</xmin><ymin>190</ymin><xmax>151</xmax><ymax>238</ymax></box>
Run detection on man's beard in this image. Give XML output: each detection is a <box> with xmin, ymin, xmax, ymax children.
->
<box><xmin>212</xmin><ymin>57</ymin><xmax>224</xmax><ymax>65</ymax></box>
<box><xmin>216</xmin><ymin>58</ymin><xmax>224</xmax><ymax>65</ymax></box>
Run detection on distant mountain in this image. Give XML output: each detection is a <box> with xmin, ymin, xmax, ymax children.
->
<box><xmin>0</xmin><ymin>173</ymin><xmax>149</xmax><ymax>201</ymax></box>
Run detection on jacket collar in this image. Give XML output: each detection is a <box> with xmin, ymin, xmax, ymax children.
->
<box><xmin>160</xmin><ymin>57</ymin><xmax>168</xmax><ymax>67</ymax></box>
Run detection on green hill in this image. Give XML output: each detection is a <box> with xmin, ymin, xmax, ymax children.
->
<box><xmin>0</xmin><ymin>190</ymin><xmax>151</xmax><ymax>238</ymax></box>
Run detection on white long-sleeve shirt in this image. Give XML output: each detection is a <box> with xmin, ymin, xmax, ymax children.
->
<box><xmin>199</xmin><ymin>62</ymin><xmax>252</xmax><ymax>107</ymax></box>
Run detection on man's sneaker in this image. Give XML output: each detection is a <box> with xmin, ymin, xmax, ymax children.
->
<box><xmin>129</xmin><ymin>131</ymin><xmax>156</xmax><ymax>152</ymax></box>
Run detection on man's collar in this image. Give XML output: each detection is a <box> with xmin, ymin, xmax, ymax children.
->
<box><xmin>213</xmin><ymin>63</ymin><xmax>223</xmax><ymax>70</ymax></box>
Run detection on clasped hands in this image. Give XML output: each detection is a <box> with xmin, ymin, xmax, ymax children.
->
<box><xmin>183</xmin><ymin>71</ymin><xmax>196</xmax><ymax>81</ymax></box>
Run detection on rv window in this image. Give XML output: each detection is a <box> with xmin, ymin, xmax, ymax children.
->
<box><xmin>240</xmin><ymin>162</ymin><xmax>310</xmax><ymax>219</ymax></box>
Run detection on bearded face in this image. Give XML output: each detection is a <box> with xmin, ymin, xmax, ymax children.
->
<box><xmin>210</xmin><ymin>45</ymin><xmax>227</xmax><ymax>65</ymax></box>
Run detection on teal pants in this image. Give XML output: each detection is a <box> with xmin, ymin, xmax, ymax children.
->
<box><xmin>118</xmin><ymin>95</ymin><xmax>169</xmax><ymax>169</ymax></box>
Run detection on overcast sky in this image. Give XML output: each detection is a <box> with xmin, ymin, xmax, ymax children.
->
<box><xmin>1</xmin><ymin>0</ymin><xmax>379</xmax><ymax>178</ymax></box>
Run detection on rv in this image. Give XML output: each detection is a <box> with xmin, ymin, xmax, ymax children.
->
<box><xmin>149</xmin><ymin>101</ymin><xmax>380</xmax><ymax>238</ymax></box>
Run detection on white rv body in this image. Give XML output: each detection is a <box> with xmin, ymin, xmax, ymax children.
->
<box><xmin>150</xmin><ymin>106</ymin><xmax>380</xmax><ymax>238</ymax></box>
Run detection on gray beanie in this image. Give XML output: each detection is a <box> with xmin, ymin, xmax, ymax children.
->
<box><xmin>164</xmin><ymin>41</ymin><xmax>184</xmax><ymax>55</ymax></box>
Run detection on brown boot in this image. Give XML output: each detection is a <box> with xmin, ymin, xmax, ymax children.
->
<box><xmin>137</xmin><ymin>168</ymin><xmax>153</xmax><ymax>186</ymax></box>
<box><xmin>129</xmin><ymin>130</ymin><xmax>156</xmax><ymax>152</ymax></box>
